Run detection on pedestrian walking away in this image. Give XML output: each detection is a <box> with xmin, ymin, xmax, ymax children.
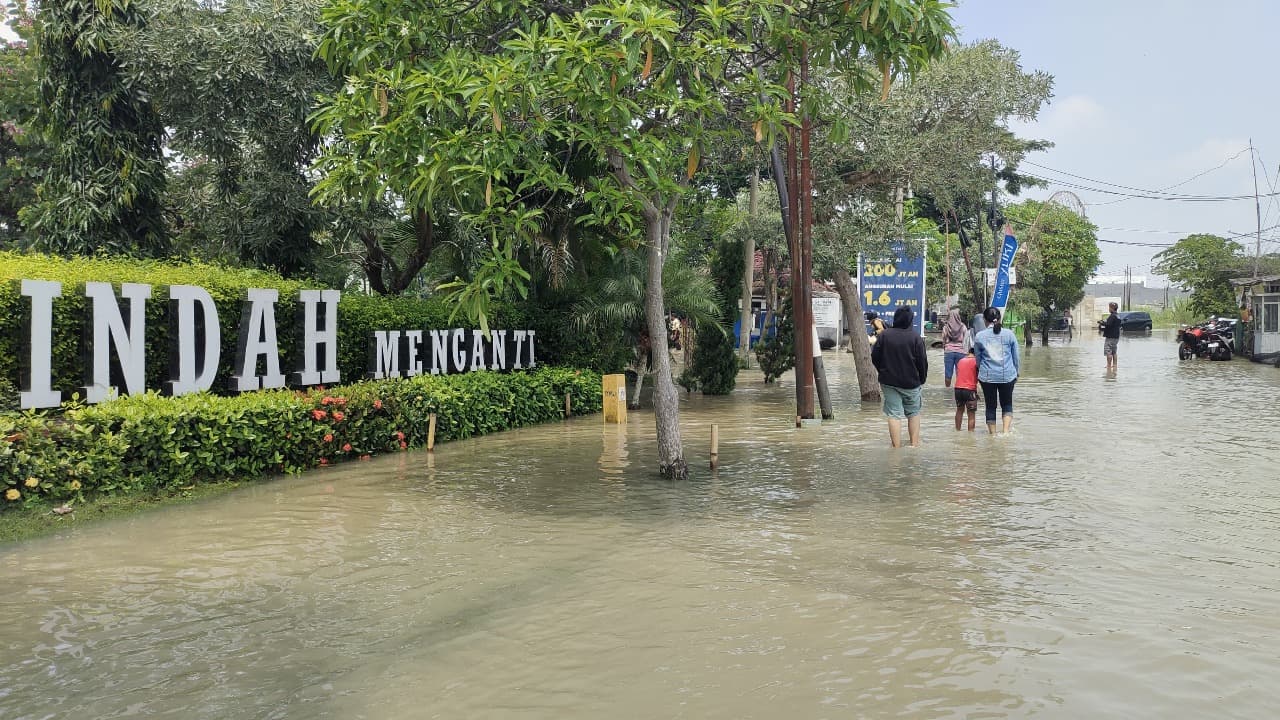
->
<box><xmin>1102</xmin><ymin>302</ymin><xmax>1121</xmax><ymax>371</ymax></box>
<box><xmin>973</xmin><ymin>306</ymin><xmax>1020</xmax><ymax>435</ymax></box>
<box><xmin>953</xmin><ymin>347</ymin><xmax>980</xmax><ymax>431</ymax></box>
<box><xmin>871</xmin><ymin>306</ymin><xmax>929</xmax><ymax>448</ymax></box>
<box><xmin>941</xmin><ymin>307</ymin><xmax>968</xmax><ymax>388</ymax></box>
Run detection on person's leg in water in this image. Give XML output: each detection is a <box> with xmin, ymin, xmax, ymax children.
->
<box><xmin>901</xmin><ymin>386</ymin><xmax>923</xmax><ymax>447</ymax></box>
<box><xmin>883</xmin><ymin>386</ymin><xmax>905</xmax><ymax>448</ymax></box>
<box><xmin>954</xmin><ymin>392</ymin><xmax>965</xmax><ymax>431</ymax></box>
<box><xmin>980</xmin><ymin>380</ymin><xmax>998</xmax><ymax>434</ymax></box>
<box><xmin>966</xmin><ymin>395</ymin><xmax>978</xmax><ymax>431</ymax></box>
<box><xmin>999</xmin><ymin>381</ymin><xmax>1015</xmax><ymax>434</ymax></box>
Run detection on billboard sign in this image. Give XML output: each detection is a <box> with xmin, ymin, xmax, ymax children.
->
<box><xmin>857</xmin><ymin>244</ymin><xmax>927</xmax><ymax>335</ymax></box>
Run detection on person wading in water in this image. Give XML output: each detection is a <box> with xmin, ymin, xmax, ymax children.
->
<box><xmin>871</xmin><ymin>306</ymin><xmax>928</xmax><ymax>448</ymax></box>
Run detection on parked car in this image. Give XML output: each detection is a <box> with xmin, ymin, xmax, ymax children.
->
<box><xmin>1096</xmin><ymin>311</ymin><xmax>1153</xmax><ymax>332</ymax></box>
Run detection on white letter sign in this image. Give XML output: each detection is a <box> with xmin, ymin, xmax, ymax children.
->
<box><xmin>83</xmin><ymin>282</ymin><xmax>151</xmax><ymax>403</ymax></box>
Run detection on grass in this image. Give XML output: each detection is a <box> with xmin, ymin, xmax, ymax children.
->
<box><xmin>0</xmin><ymin>480</ymin><xmax>250</xmax><ymax>545</ymax></box>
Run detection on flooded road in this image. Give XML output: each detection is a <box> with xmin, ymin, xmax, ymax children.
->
<box><xmin>2</xmin><ymin>330</ymin><xmax>1279</xmax><ymax>719</ymax></box>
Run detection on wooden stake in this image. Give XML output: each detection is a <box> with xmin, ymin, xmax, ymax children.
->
<box><xmin>710</xmin><ymin>423</ymin><xmax>719</xmax><ymax>469</ymax></box>
<box><xmin>565</xmin><ymin>392</ymin><xmax>571</xmax><ymax>418</ymax></box>
<box><xmin>427</xmin><ymin>413</ymin><xmax>437</xmax><ymax>451</ymax></box>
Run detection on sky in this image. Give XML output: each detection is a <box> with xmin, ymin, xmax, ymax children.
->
<box><xmin>951</xmin><ymin>0</ymin><xmax>1280</xmax><ymax>285</ymax></box>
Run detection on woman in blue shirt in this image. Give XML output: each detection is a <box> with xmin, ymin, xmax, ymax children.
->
<box><xmin>973</xmin><ymin>306</ymin><xmax>1020</xmax><ymax>435</ymax></box>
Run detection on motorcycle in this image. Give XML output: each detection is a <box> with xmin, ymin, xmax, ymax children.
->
<box><xmin>1177</xmin><ymin>318</ymin><xmax>1234</xmax><ymax>361</ymax></box>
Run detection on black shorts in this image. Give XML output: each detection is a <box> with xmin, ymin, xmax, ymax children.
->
<box><xmin>954</xmin><ymin>388</ymin><xmax>977</xmax><ymax>409</ymax></box>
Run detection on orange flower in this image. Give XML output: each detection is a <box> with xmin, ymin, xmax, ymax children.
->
<box><xmin>321</xmin><ymin>396</ymin><xmax>332</xmax><ymax>406</ymax></box>
<box><xmin>395</xmin><ymin>431</ymin><xmax>405</xmax><ymax>441</ymax></box>
<box><xmin>319</xmin><ymin>458</ymin><xmax>329</xmax><ymax>467</ymax></box>
<box><xmin>399</xmin><ymin>441</ymin><xmax>408</xmax><ymax>450</ymax></box>
<box><xmin>334</xmin><ymin>396</ymin><xmax>347</xmax><ymax>406</ymax></box>
<box><xmin>373</xmin><ymin>399</ymin><xmax>383</xmax><ymax>410</ymax></box>
<box><xmin>342</xmin><ymin>443</ymin><xmax>352</xmax><ymax>452</ymax></box>
<box><xmin>311</xmin><ymin>409</ymin><xmax>327</xmax><ymax>421</ymax></box>
<box><xmin>323</xmin><ymin>433</ymin><xmax>334</xmax><ymax>443</ymax></box>
<box><xmin>332</xmin><ymin>411</ymin><xmax>346</xmax><ymax>422</ymax></box>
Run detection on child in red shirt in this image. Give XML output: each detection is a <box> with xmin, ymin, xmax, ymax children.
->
<box><xmin>953</xmin><ymin>348</ymin><xmax>980</xmax><ymax>431</ymax></box>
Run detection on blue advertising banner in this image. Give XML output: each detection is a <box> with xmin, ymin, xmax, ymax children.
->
<box><xmin>858</xmin><ymin>245</ymin><xmax>927</xmax><ymax>335</ymax></box>
<box><xmin>990</xmin><ymin>231</ymin><xmax>1019</xmax><ymax>311</ymax></box>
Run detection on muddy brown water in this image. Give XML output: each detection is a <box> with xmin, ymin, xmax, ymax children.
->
<box><xmin>2</xmin><ymin>330</ymin><xmax>1279</xmax><ymax>719</ymax></box>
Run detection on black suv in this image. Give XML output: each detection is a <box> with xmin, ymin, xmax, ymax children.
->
<box><xmin>1097</xmin><ymin>311</ymin><xmax>1153</xmax><ymax>332</ymax></box>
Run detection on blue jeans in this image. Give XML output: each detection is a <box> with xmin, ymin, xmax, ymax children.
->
<box><xmin>881</xmin><ymin>384</ymin><xmax>922</xmax><ymax>419</ymax></box>
<box><xmin>943</xmin><ymin>351</ymin><xmax>965</xmax><ymax>382</ymax></box>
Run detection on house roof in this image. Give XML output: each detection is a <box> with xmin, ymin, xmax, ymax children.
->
<box><xmin>1229</xmin><ymin>275</ymin><xmax>1280</xmax><ymax>287</ymax></box>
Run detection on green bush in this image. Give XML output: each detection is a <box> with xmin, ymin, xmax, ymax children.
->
<box><xmin>0</xmin><ymin>252</ymin><xmax>534</xmax><ymax>398</ymax></box>
<box><xmin>0</xmin><ymin>366</ymin><xmax>602</xmax><ymax>512</ymax></box>
<box><xmin>689</xmin><ymin>237</ymin><xmax>742</xmax><ymax>394</ymax></box>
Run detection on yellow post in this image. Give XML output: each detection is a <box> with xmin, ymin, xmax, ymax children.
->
<box><xmin>602</xmin><ymin>374</ymin><xmax>627</xmax><ymax>424</ymax></box>
<box><xmin>427</xmin><ymin>413</ymin><xmax>437</xmax><ymax>451</ymax></box>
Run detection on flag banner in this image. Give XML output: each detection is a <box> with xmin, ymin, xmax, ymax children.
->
<box><xmin>990</xmin><ymin>232</ymin><xmax>1019</xmax><ymax>312</ymax></box>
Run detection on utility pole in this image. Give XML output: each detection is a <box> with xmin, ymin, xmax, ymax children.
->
<box><xmin>739</xmin><ymin>165</ymin><xmax>758</xmax><ymax>366</ymax></box>
<box><xmin>1251</xmin><ymin>138</ymin><xmax>1263</xmax><ymax>278</ymax></box>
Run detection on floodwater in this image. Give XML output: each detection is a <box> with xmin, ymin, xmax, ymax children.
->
<box><xmin>2</xmin><ymin>331</ymin><xmax>1279</xmax><ymax>719</ymax></box>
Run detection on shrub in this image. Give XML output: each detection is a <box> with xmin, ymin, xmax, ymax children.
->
<box><xmin>0</xmin><ymin>366</ymin><xmax>602</xmax><ymax>512</ymax></box>
<box><xmin>689</xmin><ymin>237</ymin><xmax>742</xmax><ymax>394</ymax></box>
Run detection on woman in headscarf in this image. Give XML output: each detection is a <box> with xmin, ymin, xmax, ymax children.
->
<box><xmin>941</xmin><ymin>307</ymin><xmax>968</xmax><ymax>388</ymax></box>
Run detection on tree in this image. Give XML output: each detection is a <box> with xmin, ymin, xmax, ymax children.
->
<box><xmin>810</xmin><ymin>41</ymin><xmax>1052</xmax><ymax>400</ymax></box>
<box><xmin>572</xmin><ymin>249</ymin><xmax>721</xmax><ymax>409</ymax></box>
<box><xmin>1004</xmin><ymin>199</ymin><xmax>1101</xmax><ymax>343</ymax></box>
<box><xmin>688</xmin><ymin>235</ymin><xmax>742</xmax><ymax>394</ymax></box>
<box><xmin>24</xmin><ymin>0</ymin><xmax>169</xmax><ymax>256</ymax></box>
<box><xmin>312</xmin><ymin>0</ymin><xmax>955</xmax><ymax>479</ymax></box>
<box><xmin>1153</xmin><ymin>234</ymin><xmax>1244</xmax><ymax>317</ymax></box>
<box><xmin>0</xmin><ymin>2</ymin><xmax>44</xmax><ymax>245</ymax></box>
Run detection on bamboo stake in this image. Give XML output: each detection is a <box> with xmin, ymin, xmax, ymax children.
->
<box><xmin>427</xmin><ymin>413</ymin><xmax>437</xmax><ymax>451</ymax></box>
<box><xmin>565</xmin><ymin>392</ymin><xmax>571</xmax><ymax>418</ymax></box>
<box><xmin>710</xmin><ymin>423</ymin><xmax>719</xmax><ymax>469</ymax></box>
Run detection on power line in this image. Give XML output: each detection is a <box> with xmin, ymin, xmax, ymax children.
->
<box><xmin>1019</xmin><ymin>172</ymin><xmax>1280</xmax><ymax>202</ymax></box>
<box><xmin>1023</xmin><ymin>148</ymin><xmax>1251</xmax><ymax>196</ymax></box>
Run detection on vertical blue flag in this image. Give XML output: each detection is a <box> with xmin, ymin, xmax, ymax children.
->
<box><xmin>990</xmin><ymin>232</ymin><xmax>1018</xmax><ymax>312</ymax></box>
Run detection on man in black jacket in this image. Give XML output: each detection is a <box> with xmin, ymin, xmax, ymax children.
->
<box><xmin>871</xmin><ymin>306</ymin><xmax>929</xmax><ymax>447</ymax></box>
<box><xmin>1102</xmin><ymin>302</ymin><xmax>1121</xmax><ymax>371</ymax></box>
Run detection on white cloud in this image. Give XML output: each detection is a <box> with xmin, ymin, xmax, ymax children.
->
<box><xmin>1170</xmin><ymin>137</ymin><xmax>1251</xmax><ymax>177</ymax></box>
<box><xmin>1013</xmin><ymin>94</ymin><xmax>1106</xmax><ymax>140</ymax></box>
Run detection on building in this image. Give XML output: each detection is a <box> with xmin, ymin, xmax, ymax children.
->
<box><xmin>1230</xmin><ymin>275</ymin><xmax>1280</xmax><ymax>362</ymax></box>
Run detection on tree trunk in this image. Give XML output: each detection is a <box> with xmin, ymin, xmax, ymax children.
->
<box><xmin>644</xmin><ymin>207</ymin><xmax>688</xmax><ymax>480</ymax></box>
<box><xmin>833</xmin><ymin>266</ymin><xmax>881</xmax><ymax>402</ymax></box>
<box><xmin>629</xmin><ymin>353</ymin><xmax>647</xmax><ymax>410</ymax></box>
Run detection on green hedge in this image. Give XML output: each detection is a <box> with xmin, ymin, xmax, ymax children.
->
<box><xmin>0</xmin><ymin>366</ymin><xmax>602</xmax><ymax>511</ymax></box>
<box><xmin>0</xmin><ymin>252</ymin><xmax>532</xmax><ymax>406</ymax></box>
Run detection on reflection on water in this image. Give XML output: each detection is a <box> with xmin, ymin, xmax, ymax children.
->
<box><xmin>3</xmin><ymin>331</ymin><xmax>1280</xmax><ymax>718</ymax></box>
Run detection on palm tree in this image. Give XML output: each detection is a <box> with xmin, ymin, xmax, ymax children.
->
<box><xmin>573</xmin><ymin>249</ymin><xmax>721</xmax><ymax>408</ymax></box>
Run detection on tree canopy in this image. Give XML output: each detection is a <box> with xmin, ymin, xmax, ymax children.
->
<box><xmin>1153</xmin><ymin>233</ymin><xmax>1245</xmax><ymax>317</ymax></box>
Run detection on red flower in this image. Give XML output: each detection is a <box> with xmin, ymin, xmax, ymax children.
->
<box><xmin>311</xmin><ymin>409</ymin><xmax>327</xmax><ymax>421</ymax></box>
<box><xmin>334</xmin><ymin>397</ymin><xmax>347</xmax><ymax>406</ymax></box>
<box><xmin>342</xmin><ymin>443</ymin><xmax>352</xmax><ymax>452</ymax></box>
<box><xmin>319</xmin><ymin>458</ymin><xmax>329</xmax><ymax>466</ymax></box>
<box><xmin>332</xmin><ymin>411</ymin><xmax>346</xmax><ymax>422</ymax></box>
<box><xmin>399</xmin><ymin>441</ymin><xmax>408</xmax><ymax>450</ymax></box>
<box><xmin>395</xmin><ymin>431</ymin><xmax>405</xmax><ymax>441</ymax></box>
<box><xmin>323</xmin><ymin>433</ymin><xmax>334</xmax><ymax>443</ymax></box>
<box><xmin>321</xmin><ymin>396</ymin><xmax>333</xmax><ymax>406</ymax></box>
<box><xmin>373</xmin><ymin>399</ymin><xmax>383</xmax><ymax>410</ymax></box>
